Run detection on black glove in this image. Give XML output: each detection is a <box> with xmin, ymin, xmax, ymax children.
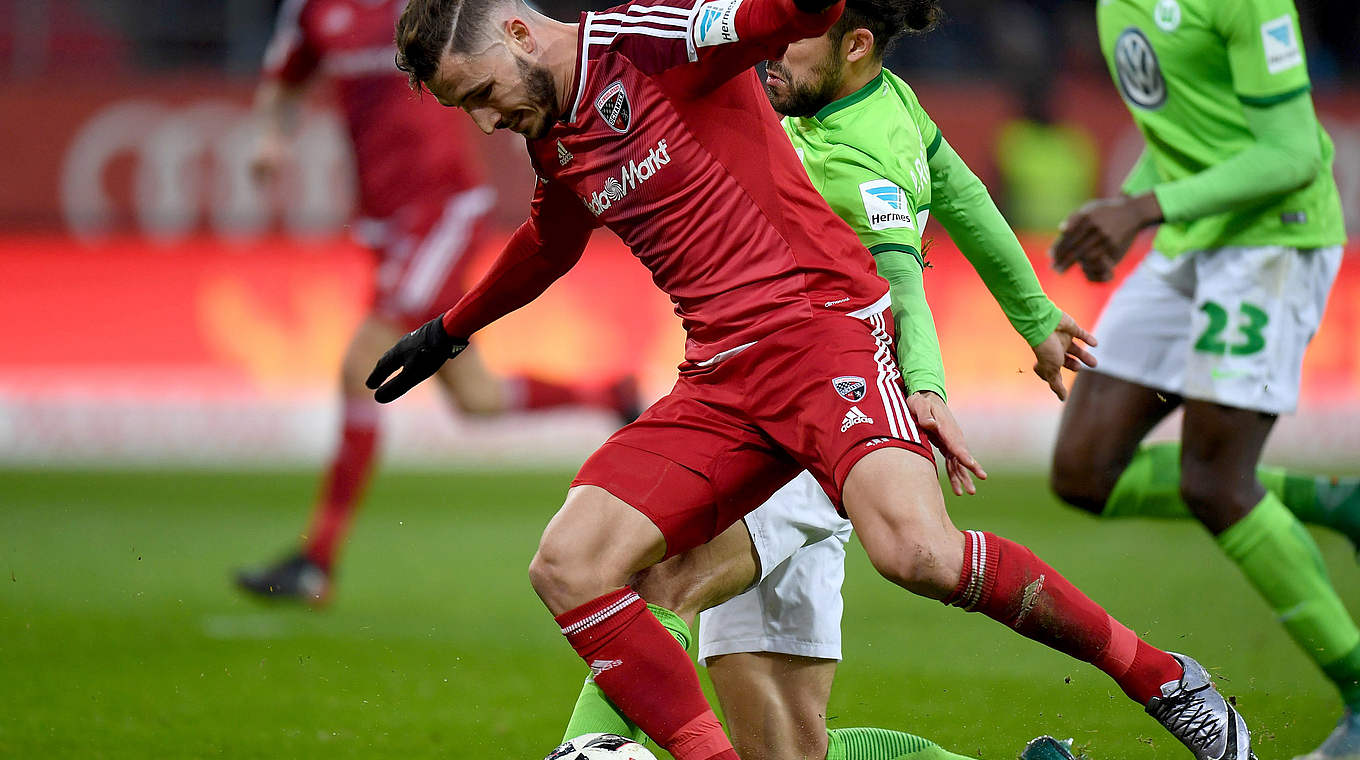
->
<box><xmin>365</xmin><ymin>317</ymin><xmax>468</xmax><ymax>403</ymax></box>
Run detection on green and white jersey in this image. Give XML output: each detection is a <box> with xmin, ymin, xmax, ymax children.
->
<box><xmin>1097</xmin><ymin>0</ymin><xmax>1345</xmax><ymax>254</ymax></box>
<box><xmin>783</xmin><ymin>69</ymin><xmax>940</xmax><ymax>267</ymax></box>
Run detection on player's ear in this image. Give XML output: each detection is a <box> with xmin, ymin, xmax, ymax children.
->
<box><xmin>845</xmin><ymin>28</ymin><xmax>874</xmax><ymax>64</ymax></box>
<box><xmin>505</xmin><ymin>17</ymin><xmax>536</xmax><ymax>54</ymax></box>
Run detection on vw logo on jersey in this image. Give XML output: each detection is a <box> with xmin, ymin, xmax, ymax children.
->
<box><xmin>1114</xmin><ymin>27</ymin><xmax>1166</xmax><ymax>109</ymax></box>
<box><xmin>595</xmin><ymin>80</ymin><xmax>632</xmax><ymax>134</ymax></box>
<box><xmin>833</xmin><ymin>375</ymin><xmax>867</xmax><ymax>403</ymax></box>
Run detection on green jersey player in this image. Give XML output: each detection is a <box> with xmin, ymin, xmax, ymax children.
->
<box><xmin>558</xmin><ymin>2</ymin><xmax>1256</xmax><ymax>759</ymax></box>
<box><xmin>1050</xmin><ymin>1</ymin><xmax>1356</xmax><ymax>758</ymax></box>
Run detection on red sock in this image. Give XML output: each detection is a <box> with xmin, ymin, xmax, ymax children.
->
<box><xmin>303</xmin><ymin>400</ymin><xmax>380</xmax><ymax>571</ymax></box>
<box><xmin>947</xmin><ymin>530</ymin><xmax>1183</xmax><ymax>704</ymax></box>
<box><xmin>511</xmin><ymin>376</ymin><xmax>610</xmax><ymax>411</ymax></box>
<box><xmin>556</xmin><ymin>589</ymin><xmax>738</xmax><ymax>760</ymax></box>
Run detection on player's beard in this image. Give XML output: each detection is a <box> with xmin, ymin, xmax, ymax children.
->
<box><xmin>765</xmin><ymin>49</ymin><xmax>845</xmax><ymax>118</ymax></box>
<box><xmin>515</xmin><ymin>56</ymin><xmax>560</xmax><ymax>140</ymax></box>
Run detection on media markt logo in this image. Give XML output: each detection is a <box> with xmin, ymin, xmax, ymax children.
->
<box><xmin>858</xmin><ymin>179</ymin><xmax>914</xmax><ymax>231</ymax></box>
<box><xmin>584</xmin><ymin>139</ymin><xmax>672</xmax><ymax>216</ymax></box>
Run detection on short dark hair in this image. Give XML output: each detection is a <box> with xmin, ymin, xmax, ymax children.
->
<box><xmin>395</xmin><ymin>0</ymin><xmax>503</xmax><ymax>91</ymax></box>
<box><xmin>830</xmin><ymin>0</ymin><xmax>941</xmax><ymax>60</ymax></box>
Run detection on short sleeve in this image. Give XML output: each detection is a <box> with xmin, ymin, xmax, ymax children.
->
<box><xmin>898</xmin><ymin>81</ymin><xmax>942</xmax><ymax>161</ymax></box>
<box><xmin>822</xmin><ymin>147</ymin><xmax>924</xmax><ymax>264</ymax></box>
<box><xmin>262</xmin><ymin>0</ymin><xmax>321</xmax><ymax>85</ymax></box>
<box><xmin>1215</xmin><ymin>0</ymin><xmax>1311</xmax><ymax>105</ymax></box>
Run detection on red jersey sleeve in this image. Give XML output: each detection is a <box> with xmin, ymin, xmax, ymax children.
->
<box><xmin>261</xmin><ymin>0</ymin><xmax>321</xmax><ymax>85</ymax></box>
<box><xmin>591</xmin><ymin>0</ymin><xmax>843</xmax><ymax>97</ymax></box>
<box><xmin>441</xmin><ymin>179</ymin><xmax>597</xmax><ymax>339</ymax></box>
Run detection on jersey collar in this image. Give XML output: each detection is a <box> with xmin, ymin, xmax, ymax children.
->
<box><xmin>813</xmin><ymin>69</ymin><xmax>885</xmax><ymax>122</ymax></box>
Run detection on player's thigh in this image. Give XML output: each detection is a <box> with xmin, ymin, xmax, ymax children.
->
<box><xmin>732</xmin><ymin>311</ymin><xmax>933</xmax><ymax>511</ymax></box>
<box><xmin>632</xmin><ymin>518</ymin><xmax>760</xmax><ymax>623</ymax></box>
<box><xmin>707</xmin><ymin>652</ymin><xmax>836</xmax><ymax>760</ymax></box>
<box><xmin>531</xmin><ymin>484</ymin><xmax>669</xmax><ymax>613</ymax></box>
<box><xmin>698</xmin><ymin>527</ymin><xmax>849</xmax><ymax>666</ymax></box>
<box><xmin>572</xmin><ymin>390</ymin><xmax>801</xmax><ymax>562</ymax></box>
<box><xmin>1051</xmin><ymin>370</ymin><xmax>1180</xmax><ymax>508</ymax></box>
<box><xmin>435</xmin><ymin>343</ymin><xmax>510</xmax><ymax>415</ymax></box>
<box><xmin>340</xmin><ymin>315</ymin><xmax>405</xmax><ymax>393</ymax></box>
<box><xmin>841</xmin><ymin>447</ymin><xmax>962</xmax><ymax>597</ymax></box>
<box><xmin>1181</xmin><ymin>245</ymin><xmax>1342</xmax><ymax>415</ymax></box>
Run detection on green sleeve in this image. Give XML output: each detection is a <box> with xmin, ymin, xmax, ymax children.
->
<box><xmin>876</xmin><ymin>249</ymin><xmax>946</xmax><ymax>400</ymax></box>
<box><xmin>1153</xmin><ymin>93</ymin><xmax>1323</xmax><ymax>223</ymax></box>
<box><xmin>1121</xmin><ymin>149</ymin><xmax>1161</xmax><ymax>196</ymax></box>
<box><xmin>821</xmin><ymin>146</ymin><xmax>943</xmax><ymax>396</ymax></box>
<box><xmin>1215</xmin><ymin>0</ymin><xmax>1311</xmax><ymax>103</ymax></box>
<box><xmin>927</xmin><ymin>137</ymin><xmax>1062</xmax><ymax>347</ymax></box>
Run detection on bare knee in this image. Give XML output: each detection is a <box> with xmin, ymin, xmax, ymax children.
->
<box><xmin>864</xmin><ymin>528</ymin><xmax>964</xmax><ymax>599</ymax></box>
<box><xmin>1178</xmin><ymin>461</ymin><xmax>1261</xmax><ymax>535</ymax></box>
<box><xmin>1049</xmin><ymin>436</ymin><xmax>1120</xmax><ymax>515</ymax></box>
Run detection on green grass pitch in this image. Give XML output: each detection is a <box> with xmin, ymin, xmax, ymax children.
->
<box><xmin>0</xmin><ymin>467</ymin><xmax>1351</xmax><ymax>759</ymax></box>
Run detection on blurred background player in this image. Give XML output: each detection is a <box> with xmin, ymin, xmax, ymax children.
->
<box><xmin>1049</xmin><ymin>1</ymin><xmax>1355</xmax><ymax>758</ymax></box>
<box><xmin>554</xmin><ymin>1</ymin><xmax>1238</xmax><ymax>759</ymax></box>
<box><xmin>234</xmin><ymin>0</ymin><xmax>638</xmax><ymax>604</ymax></box>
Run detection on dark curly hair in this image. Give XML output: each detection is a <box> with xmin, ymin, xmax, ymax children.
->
<box><xmin>830</xmin><ymin>0</ymin><xmax>941</xmax><ymax>60</ymax></box>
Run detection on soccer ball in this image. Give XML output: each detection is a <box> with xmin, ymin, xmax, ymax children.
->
<box><xmin>546</xmin><ymin>733</ymin><xmax>658</xmax><ymax>760</ymax></box>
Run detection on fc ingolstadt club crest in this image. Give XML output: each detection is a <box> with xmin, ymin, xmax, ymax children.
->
<box><xmin>833</xmin><ymin>375</ymin><xmax>867</xmax><ymax>402</ymax></box>
<box><xmin>595</xmin><ymin>80</ymin><xmax>632</xmax><ymax>134</ymax></box>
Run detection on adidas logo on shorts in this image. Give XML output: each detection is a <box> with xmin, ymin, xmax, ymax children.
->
<box><xmin>840</xmin><ymin>405</ymin><xmax>874</xmax><ymax>432</ymax></box>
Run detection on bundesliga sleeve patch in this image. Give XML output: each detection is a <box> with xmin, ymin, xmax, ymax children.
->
<box><xmin>859</xmin><ymin>179</ymin><xmax>914</xmax><ymax>231</ymax></box>
<box><xmin>1261</xmin><ymin>15</ymin><xmax>1303</xmax><ymax>74</ymax></box>
<box><xmin>693</xmin><ymin>0</ymin><xmax>742</xmax><ymax>48</ymax></box>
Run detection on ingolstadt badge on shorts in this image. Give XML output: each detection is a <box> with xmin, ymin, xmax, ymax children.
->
<box><xmin>595</xmin><ymin>81</ymin><xmax>632</xmax><ymax>134</ymax></box>
<box><xmin>833</xmin><ymin>376</ymin><xmax>867</xmax><ymax>402</ymax></box>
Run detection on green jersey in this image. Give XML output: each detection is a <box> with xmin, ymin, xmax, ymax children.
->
<box><xmin>782</xmin><ymin>69</ymin><xmax>1061</xmax><ymax>398</ymax></box>
<box><xmin>783</xmin><ymin>70</ymin><xmax>945</xmax><ymax>396</ymax></box>
<box><xmin>1097</xmin><ymin>0</ymin><xmax>1345</xmax><ymax>254</ymax></box>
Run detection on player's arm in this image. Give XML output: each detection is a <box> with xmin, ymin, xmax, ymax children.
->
<box><xmin>252</xmin><ymin>0</ymin><xmax>320</xmax><ymax>183</ymax></box>
<box><xmin>659</xmin><ymin>0</ymin><xmax>843</xmax><ymax>97</ymax></box>
<box><xmin>928</xmin><ymin>137</ymin><xmax>1096</xmax><ymax>399</ymax></box>
<box><xmin>366</xmin><ymin>179</ymin><xmax>596</xmax><ymax>402</ymax></box>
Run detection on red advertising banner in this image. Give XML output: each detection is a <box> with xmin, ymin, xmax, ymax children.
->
<box><xmin>3</xmin><ymin>233</ymin><xmax>1358</xmax><ymax>464</ymax></box>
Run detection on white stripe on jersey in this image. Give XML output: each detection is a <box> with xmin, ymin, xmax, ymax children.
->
<box><xmin>588</xmin><ymin>25</ymin><xmax>690</xmax><ymax>39</ymax></box>
<box><xmin>592</xmin><ymin>8</ymin><xmax>690</xmax><ymax>27</ymax></box>
<box><xmin>263</xmin><ymin>0</ymin><xmax>309</xmax><ymax>73</ymax></box>
<box><xmin>569</xmin><ymin>14</ymin><xmax>596</xmax><ymax>122</ymax></box>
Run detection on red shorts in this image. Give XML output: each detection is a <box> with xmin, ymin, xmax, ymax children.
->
<box><xmin>572</xmin><ymin>308</ymin><xmax>933</xmax><ymax>558</ymax></box>
<box><xmin>367</xmin><ymin>185</ymin><xmax>496</xmax><ymax>330</ymax></box>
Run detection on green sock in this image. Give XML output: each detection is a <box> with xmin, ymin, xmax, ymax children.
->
<box><xmin>1104</xmin><ymin>442</ymin><xmax>1360</xmax><ymax>543</ymax></box>
<box><xmin>1218</xmin><ymin>495</ymin><xmax>1360</xmax><ymax>710</ymax></box>
<box><xmin>560</xmin><ymin>604</ymin><xmax>692</xmax><ymax>744</ymax></box>
<box><xmin>827</xmin><ymin>727</ymin><xmax>977</xmax><ymax>760</ymax></box>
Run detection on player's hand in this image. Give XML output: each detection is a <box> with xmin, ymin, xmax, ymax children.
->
<box><xmin>1031</xmin><ymin>312</ymin><xmax>1098</xmax><ymax>401</ymax></box>
<box><xmin>1051</xmin><ymin>193</ymin><xmax>1162</xmax><ymax>282</ymax></box>
<box><xmin>365</xmin><ymin>317</ymin><xmax>468</xmax><ymax>403</ymax></box>
<box><xmin>905</xmin><ymin>391</ymin><xmax>987</xmax><ymax>496</ymax></box>
<box><xmin>249</xmin><ymin>132</ymin><xmax>290</xmax><ymax>186</ymax></box>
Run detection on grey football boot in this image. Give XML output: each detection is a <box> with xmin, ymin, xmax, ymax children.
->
<box><xmin>1146</xmin><ymin>653</ymin><xmax>1253</xmax><ymax>760</ymax></box>
<box><xmin>1294</xmin><ymin>710</ymin><xmax>1360</xmax><ymax>760</ymax></box>
<box><xmin>1020</xmin><ymin>736</ymin><xmax>1082</xmax><ymax>760</ymax></box>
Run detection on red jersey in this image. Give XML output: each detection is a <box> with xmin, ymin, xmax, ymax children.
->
<box><xmin>444</xmin><ymin>0</ymin><xmax>888</xmax><ymax>367</ymax></box>
<box><xmin>263</xmin><ymin>0</ymin><xmax>482</xmax><ymax>221</ymax></box>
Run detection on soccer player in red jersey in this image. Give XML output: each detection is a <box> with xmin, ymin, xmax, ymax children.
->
<box><xmin>234</xmin><ymin>0</ymin><xmax>638</xmax><ymax>604</ymax></box>
<box><xmin>371</xmin><ymin>0</ymin><xmax>1254</xmax><ymax>758</ymax></box>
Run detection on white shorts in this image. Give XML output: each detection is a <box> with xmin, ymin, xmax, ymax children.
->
<box><xmin>1090</xmin><ymin>245</ymin><xmax>1342</xmax><ymax>414</ymax></box>
<box><xmin>697</xmin><ymin>471</ymin><xmax>853</xmax><ymax>665</ymax></box>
